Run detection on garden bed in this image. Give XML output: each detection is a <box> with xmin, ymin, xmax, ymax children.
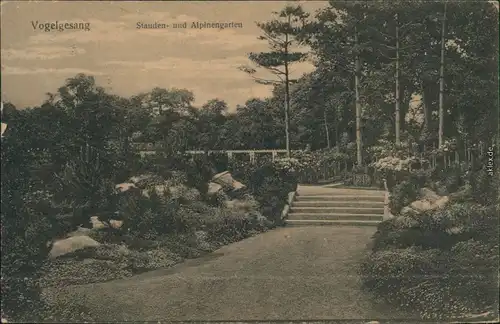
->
<box><xmin>360</xmin><ymin>167</ymin><xmax>499</xmax><ymax>321</ymax></box>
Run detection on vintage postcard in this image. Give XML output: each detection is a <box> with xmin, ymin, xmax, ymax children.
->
<box><xmin>1</xmin><ymin>0</ymin><xmax>498</xmax><ymax>323</ymax></box>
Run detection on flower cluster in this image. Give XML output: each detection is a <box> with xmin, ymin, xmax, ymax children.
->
<box><xmin>373</xmin><ymin>156</ymin><xmax>421</xmax><ymax>173</ymax></box>
<box><xmin>290</xmin><ymin>149</ymin><xmax>351</xmax><ymax>170</ymax></box>
<box><xmin>430</xmin><ymin>139</ymin><xmax>457</xmax><ymax>154</ymax></box>
<box><xmin>273</xmin><ymin>157</ymin><xmax>307</xmax><ymax>173</ymax></box>
<box><xmin>369</xmin><ymin>139</ymin><xmax>411</xmax><ymax>160</ymax></box>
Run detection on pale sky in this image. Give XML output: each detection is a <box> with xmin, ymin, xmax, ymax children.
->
<box><xmin>1</xmin><ymin>1</ymin><xmax>327</xmax><ymax>111</ymax></box>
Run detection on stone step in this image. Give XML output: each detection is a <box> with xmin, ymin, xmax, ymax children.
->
<box><xmin>285</xmin><ymin>219</ymin><xmax>381</xmax><ymax>227</ymax></box>
<box><xmin>297</xmin><ymin>186</ymin><xmax>385</xmax><ymax>197</ymax></box>
<box><xmin>295</xmin><ymin>195</ymin><xmax>384</xmax><ymax>202</ymax></box>
<box><xmin>293</xmin><ymin>200</ymin><xmax>385</xmax><ymax>208</ymax></box>
<box><xmin>297</xmin><ymin>192</ymin><xmax>385</xmax><ymax>198</ymax></box>
<box><xmin>287</xmin><ymin>213</ymin><xmax>384</xmax><ymax>221</ymax></box>
<box><xmin>290</xmin><ymin>207</ymin><xmax>384</xmax><ymax>214</ymax></box>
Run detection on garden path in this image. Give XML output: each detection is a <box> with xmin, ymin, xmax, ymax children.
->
<box><xmin>48</xmin><ymin>226</ymin><xmax>418</xmax><ymax>321</ymax></box>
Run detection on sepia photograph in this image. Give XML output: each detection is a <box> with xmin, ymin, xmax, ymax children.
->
<box><xmin>1</xmin><ymin>0</ymin><xmax>499</xmax><ymax>322</ymax></box>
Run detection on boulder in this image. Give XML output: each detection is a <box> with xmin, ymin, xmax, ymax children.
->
<box><xmin>1</xmin><ymin>122</ymin><xmax>7</xmax><ymax>138</ymax></box>
<box><xmin>207</xmin><ymin>182</ymin><xmax>223</xmax><ymax>196</ymax></box>
<box><xmin>233</xmin><ymin>181</ymin><xmax>245</xmax><ymax>190</ymax></box>
<box><xmin>89</xmin><ymin>216</ymin><xmax>124</xmax><ymax>229</ymax></box>
<box><xmin>67</xmin><ymin>226</ymin><xmax>92</xmax><ymax>237</ymax></box>
<box><xmin>109</xmin><ymin>219</ymin><xmax>124</xmax><ymax>229</ymax></box>
<box><xmin>409</xmin><ymin>195</ymin><xmax>449</xmax><ymax>213</ymax></box>
<box><xmin>398</xmin><ymin>186</ymin><xmax>450</xmax><ymax>214</ymax></box>
<box><xmin>419</xmin><ymin>187</ymin><xmax>440</xmax><ymax>203</ymax></box>
<box><xmin>115</xmin><ymin>182</ymin><xmax>137</xmax><ymax>193</ymax></box>
<box><xmin>90</xmin><ymin>216</ymin><xmax>106</xmax><ymax>229</ymax></box>
<box><xmin>410</xmin><ymin>199</ymin><xmax>433</xmax><ymax>212</ymax></box>
<box><xmin>212</xmin><ymin>171</ymin><xmax>246</xmax><ymax>192</ymax></box>
<box><xmin>49</xmin><ymin>236</ymin><xmax>100</xmax><ymax>259</ymax></box>
<box><xmin>434</xmin><ymin>195</ymin><xmax>449</xmax><ymax>208</ymax></box>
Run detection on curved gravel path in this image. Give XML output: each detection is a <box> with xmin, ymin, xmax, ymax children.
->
<box><xmin>50</xmin><ymin>226</ymin><xmax>416</xmax><ymax>322</ymax></box>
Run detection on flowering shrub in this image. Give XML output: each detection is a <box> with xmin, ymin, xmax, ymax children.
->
<box><xmin>369</xmin><ymin>139</ymin><xmax>411</xmax><ymax>160</ymax></box>
<box><xmin>273</xmin><ymin>157</ymin><xmax>307</xmax><ymax>174</ymax></box>
<box><xmin>430</xmin><ymin>139</ymin><xmax>457</xmax><ymax>155</ymax></box>
<box><xmin>287</xmin><ymin>149</ymin><xmax>354</xmax><ymax>184</ymax></box>
<box><xmin>369</xmin><ymin>138</ymin><xmax>428</xmax><ymax>188</ymax></box>
<box><xmin>291</xmin><ymin>149</ymin><xmax>351</xmax><ymax>169</ymax></box>
<box><xmin>362</xmin><ymin>202</ymin><xmax>499</xmax><ymax>320</ymax></box>
<box><xmin>373</xmin><ymin>156</ymin><xmax>417</xmax><ymax>173</ymax></box>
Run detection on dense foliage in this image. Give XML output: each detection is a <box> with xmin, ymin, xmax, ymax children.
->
<box><xmin>362</xmin><ymin>169</ymin><xmax>499</xmax><ymax>320</ymax></box>
<box><xmin>0</xmin><ymin>77</ymin><xmax>297</xmax><ymax>321</ymax></box>
<box><xmin>228</xmin><ymin>158</ymin><xmax>298</xmax><ymax>225</ymax></box>
<box><xmin>1</xmin><ymin>0</ymin><xmax>498</xmax><ymax>321</ymax></box>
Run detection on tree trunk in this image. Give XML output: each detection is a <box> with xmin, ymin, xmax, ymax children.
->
<box><xmin>334</xmin><ymin>107</ymin><xmax>340</xmax><ymax>152</ymax></box>
<box><xmin>284</xmin><ymin>16</ymin><xmax>292</xmax><ymax>158</ymax></box>
<box><xmin>421</xmin><ymin>88</ymin><xmax>428</xmax><ymax>153</ymax></box>
<box><xmin>323</xmin><ymin>108</ymin><xmax>331</xmax><ymax>149</ymax></box>
<box><xmin>395</xmin><ymin>13</ymin><xmax>401</xmax><ymax>147</ymax></box>
<box><xmin>124</xmin><ymin>132</ymin><xmax>130</xmax><ymax>156</ymax></box>
<box><xmin>284</xmin><ymin>69</ymin><xmax>291</xmax><ymax>158</ymax></box>
<box><xmin>335</xmin><ymin>129</ymin><xmax>340</xmax><ymax>152</ymax></box>
<box><xmin>438</xmin><ymin>2</ymin><xmax>447</xmax><ymax>147</ymax></box>
<box><xmin>354</xmin><ymin>27</ymin><xmax>363</xmax><ymax>166</ymax></box>
<box><xmin>422</xmin><ymin>83</ymin><xmax>430</xmax><ymax>128</ymax></box>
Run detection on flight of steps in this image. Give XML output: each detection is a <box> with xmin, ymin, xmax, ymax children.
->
<box><xmin>285</xmin><ymin>185</ymin><xmax>385</xmax><ymax>226</ymax></box>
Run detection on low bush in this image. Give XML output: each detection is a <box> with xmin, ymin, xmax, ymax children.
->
<box><xmin>362</xmin><ymin>241</ymin><xmax>498</xmax><ymax>319</ymax></box>
<box><xmin>203</xmin><ymin>208</ymin><xmax>270</xmax><ymax>244</ymax></box>
<box><xmin>41</xmin><ymin>289</ymin><xmax>96</xmax><ymax>323</ymax></box>
<box><xmin>371</xmin><ymin>216</ymin><xmax>422</xmax><ymax>251</ymax></box>
<box><xmin>407</xmin><ymin>168</ymin><xmax>433</xmax><ymax>189</ymax></box>
<box><xmin>374</xmin><ymin>202</ymin><xmax>498</xmax><ymax>251</ymax></box>
<box><xmin>251</xmin><ymin>162</ymin><xmax>297</xmax><ymax>224</ymax></box>
<box><xmin>389</xmin><ymin>180</ymin><xmax>420</xmax><ymax>215</ymax></box>
<box><xmin>228</xmin><ymin>159</ymin><xmax>297</xmax><ymax>225</ymax></box>
<box><xmin>127</xmin><ymin>247</ymin><xmax>181</xmax><ymax>273</ymax></box>
<box><xmin>1</xmin><ymin>159</ymin><xmax>56</xmax><ymax>322</ymax></box>
<box><xmin>39</xmin><ymin>257</ymin><xmax>131</xmax><ymax>288</ymax></box>
<box><xmin>363</xmin><ymin>201</ymin><xmax>499</xmax><ymax>319</ymax></box>
<box><xmin>116</xmin><ymin>188</ymin><xmax>180</xmax><ymax>239</ymax></box>
<box><xmin>183</xmin><ymin>155</ymin><xmax>216</xmax><ymax>196</ymax></box>
<box><xmin>156</xmin><ymin>233</ymin><xmax>208</xmax><ymax>259</ymax></box>
<box><xmin>468</xmin><ymin>169</ymin><xmax>499</xmax><ymax>205</ymax></box>
<box><xmin>40</xmin><ymin>243</ymin><xmax>184</xmax><ymax>289</ymax></box>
